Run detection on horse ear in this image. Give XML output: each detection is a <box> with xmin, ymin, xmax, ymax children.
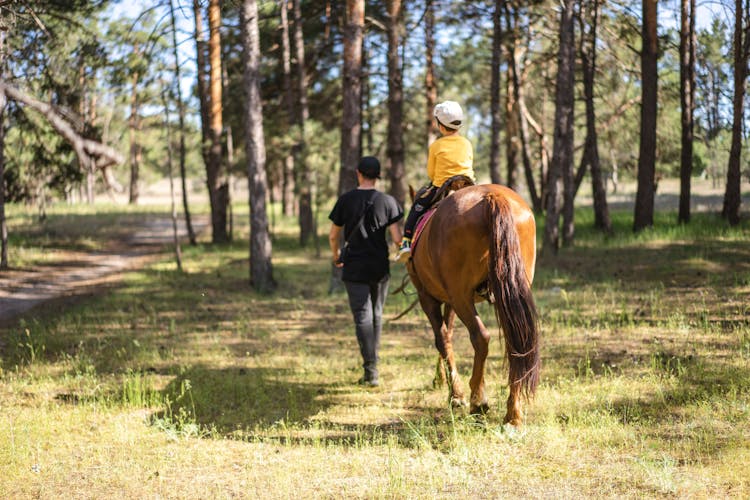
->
<box><xmin>409</xmin><ymin>184</ymin><xmax>415</xmax><ymax>202</ymax></box>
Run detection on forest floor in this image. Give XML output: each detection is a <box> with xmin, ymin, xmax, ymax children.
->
<box><xmin>1</xmin><ymin>177</ymin><xmax>748</xmax><ymax>498</ymax></box>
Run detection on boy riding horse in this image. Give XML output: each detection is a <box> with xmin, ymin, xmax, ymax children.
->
<box><xmin>395</xmin><ymin>100</ymin><xmax>475</xmax><ymax>263</ymax></box>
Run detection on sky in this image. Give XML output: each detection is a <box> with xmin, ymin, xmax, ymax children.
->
<box><xmin>108</xmin><ymin>0</ymin><xmax>197</xmax><ymax>100</ymax></box>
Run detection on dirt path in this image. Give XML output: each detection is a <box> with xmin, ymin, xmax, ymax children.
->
<box><xmin>0</xmin><ymin>217</ymin><xmax>208</xmax><ymax>327</ymax></box>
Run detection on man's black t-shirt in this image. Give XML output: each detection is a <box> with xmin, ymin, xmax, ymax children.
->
<box><xmin>329</xmin><ymin>188</ymin><xmax>403</xmax><ymax>283</ymax></box>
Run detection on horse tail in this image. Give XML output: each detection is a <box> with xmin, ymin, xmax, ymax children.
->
<box><xmin>485</xmin><ymin>192</ymin><xmax>540</xmax><ymax>398</ymax></box>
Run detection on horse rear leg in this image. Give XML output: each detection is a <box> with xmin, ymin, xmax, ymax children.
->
<box><xmin>419</xmin><ymin>295</ymin><xmax>466</xmax><ymax>407</ymax></box>
<box><xmin>452</xmin><ymin>301</ymin><xmax>491</xmax><ymax>415</ymax></box>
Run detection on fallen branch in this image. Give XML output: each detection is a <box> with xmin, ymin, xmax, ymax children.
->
<box><xmin>0</xmin><ymin>79</ymin><xmax>124</xmax><ymax>169</ymax></box>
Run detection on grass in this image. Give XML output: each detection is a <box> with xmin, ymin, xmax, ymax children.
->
<box><xmin>1</xmin><ymin>199</ymin><xmax>749</xmax><ymax>498</ymax></box>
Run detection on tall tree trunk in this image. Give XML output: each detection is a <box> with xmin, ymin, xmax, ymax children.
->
<box><xmin>539</xmin><ymin>63</ymin><xmax>550</xmax><ymax>207</ymax></box>
<box><xmin>0</xmin><ymin>96</ymin><xmax>6</xmax><ymax>270</ymax></box>
<box><xmin>88</xmin><ymin>88</ymin><xmax>99</xmax><ymax>202</ymax></box>
<box><xmin>169</xmin><ymin>0</ymin><xmax>197</xmax><ymax>245</ymax></box>
<box><xmin>543</xmin><ymin>0</ymin><xmax>576</xmax><ymax>254</ymax></box>
<box><xmin>560</xmin><ymin>1</ymin><xmax>577</xmax><ymax>247</ymax></box>
<box><xmin>723</xmin><ymin>0</ymin><xmax>747</xmax><ymax>225</ymax></box>
<box><xmin>280</xmin><ymin>0</ymin><xmax>296</xmax><ymax>218</ymax></box>
<box><xmin>387</xmin><ymin>0</ymin><xmax>406</xmax><ymax>206</ymax></box>
<box><xmin>424</xmin><ymin>0</ymin><xmax>437</xmax><ymax>148</ymax></box>
<box><xmin>206</xmin><ymin>0</ymin><xmax>229</xmax><ymax>243</ymax></box>
<box><xmin>678</xmin><ymin>0</ymin><xmax>695</xmax><ymax>223</ymax></box>
<box><xmin>517</xmin><ymin>96</ymin><xmax>545</xmax><ymax>212</ymax></box>
<box><xmin>293</xmin><ymin>0</ymin><xmax>314</xmax><ymax>246</ymax></box>
<box><xmin>580</xmin><ymin>0</ymin><xmax>611</xmax><ymax>233</ymax></box>
<box><xmin>0</xmin><ymin>31</ymin><xmax>7</xmax><ymax>270</ymax></box>
<box><xmin>517</xmin><ymin>96</ymin><xmax>536</xmax><ymax>201</ymax></box>
<box><xmin>162</xmin><ymin>92</ymin><xmax>183</xmax><ymax>272</ymax></box>
<box><xmin>504</xmin><ymin>66</ymin><xmax>519</xmax><ymax>191</ymax></box>
<box><xmin>338</xmin><ymin>0</ymin><xmax>364</xmax><ymax>195</ymax></box>
<box><xmin>634</xmin><ymin>0</ymin><xmax>658</xmax><ymax>232</ymax></box>
<box><xmin>80</xmin><ymin>65</ymin><xmax>95</xmax><ymax>204</ymax></box>
<box><xmin>489</xmin><ymin>0</ymin><xmax>503</xmax><ymax>185</ymax></box>
<box><xmin>241</xmin><ymin>0</ymin><xmax>276</xmax><ymax>292</ymax></box>
<box><xmin>503</xmin><ymin>6</ymin><xmax>523</xmax><ymax>193</ymax></box>
<box><xmin>513</xmin><ymin>64</ymin><xmax>539</xmax><ymax>207</ymax></box>
<box><xmin>194</xmin><ymin>0</ymin><xmax>210</xmax><ymax>164</ymax></box>
<box><xmin>128</xmin><ymin>68</ymin><xmax>141</xmax><ymax>205</ymax></box>
<box><xmin>503</xmin><ymin>4</ymin><xmax>540</xmax><ymax>208</ymax></box>
<box><xmin>362</xmin><ymin>40</ymin><xmax>373</xmax><ymax>153</ymax></box>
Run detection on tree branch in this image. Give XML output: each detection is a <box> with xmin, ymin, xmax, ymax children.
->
<box><xmin>0</xmin><ymin>79</ymin><xmax>123</xmax><ymax>168</ymax></box>
<box><xmin>603</xmin><ymin>96</ymin><xmax>640</xmax><ymax>131</ymax></box>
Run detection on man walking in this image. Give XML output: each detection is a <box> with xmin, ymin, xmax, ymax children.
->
<box><xmin>328</xmin><ymin>157</ymin><xmax>403</xmax><ymax>386</ymax></box>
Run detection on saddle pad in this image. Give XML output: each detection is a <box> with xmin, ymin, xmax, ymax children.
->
<box><xmin>411</xmin><ymin>206</ymin><xmax>438</xmax><ymax>254</ymax></box>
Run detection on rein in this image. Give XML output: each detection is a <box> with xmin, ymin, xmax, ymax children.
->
<box><xmin>389</xmin><ymin>273</ymin><xmax>419</xmax><ymax>322</ymax></box>
<box><xmin>390</xmin><ymin>297</ymin><xmax>420</xmax><ymax>321</ymax></box>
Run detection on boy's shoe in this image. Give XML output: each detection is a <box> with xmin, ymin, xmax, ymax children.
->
<box><xmin>394</xmin><ymin>238</ymin><xmax>411</xmax><ymax>263</ymax></box>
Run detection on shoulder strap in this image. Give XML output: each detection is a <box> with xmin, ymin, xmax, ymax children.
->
<box><xmin>343</xmin><ymin>195</ymin><xmax>376</xmax><ymax>248</ymax></box>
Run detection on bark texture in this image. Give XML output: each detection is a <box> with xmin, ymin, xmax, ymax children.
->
<box><xmin>722</xmin><ymin>0</ymin><xmax>747</xmax><ymax>225</ymax></box>
<box><xmin>206</xmin><ymin>0</ymin><xmax>229</xmax><ymax>242</ymax></box>
<box><xmin>633</xmin><ymin>0</ymin><xmax>658</xmax><ymax>232</ymax></box>
<box><xmin>241</xmin><ymin>0</ymin><xmax>276</xmax><ymax>291</ymax></box>
<box><xmin>543</xmin><ymin>0</ymin><xmax>576</xmax><ymax>254</ymax></box>
<box><xmin>293</xmin><ymin>0</ymin><xmax>314</xmax><ymax>246</ymax></box>
<box><xmin>338</xmin><ymin>0</ymin><xmax>364</xmax><ymax>195</ymax></box>
<box><xmin>678</xmin><ymin>0</ymin><xmax>695</xmax><ymax>223</ymax></box>
<box><xmin>387</xmin><ymin>0</ymin><xmax>406</xmax><ymax>206</ymax></box>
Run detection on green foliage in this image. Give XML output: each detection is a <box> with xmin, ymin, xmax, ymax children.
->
<box><xmin>0</xmin><ymin>1</ymin><xmax>742</xmax><ymax>234</ymax></box>
<box><xmin>0</xmin><ymin>1</ymin><xmax>203</xmax><ymax>204</ymax></box>
<box><xmin>2</xmin><ymin>2</ymin><xmax>110</xmax><ymax>201</ymax></box>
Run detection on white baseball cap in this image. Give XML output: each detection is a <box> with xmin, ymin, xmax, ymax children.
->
<box><xmin>434</xmin><ymin>101</ymin><xmax>464</xmax><ymax>130</ymax></box>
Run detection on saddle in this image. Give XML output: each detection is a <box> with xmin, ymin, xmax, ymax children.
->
<box><xmin>411</xmin><ymin>175</ymin><xmax>474</xmax><ymax>252</ymax></box>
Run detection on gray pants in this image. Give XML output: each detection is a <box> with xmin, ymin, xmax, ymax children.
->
<box><xmin>344</xmin><ymin>276</ymin><xmax>390</xmax><ymax>381</ymax></box>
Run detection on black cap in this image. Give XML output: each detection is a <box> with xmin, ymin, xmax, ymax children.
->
<box><xmin>357</xmin><ymin>156</ymin><xmax>381</xmax><ymax>179</ymax></box>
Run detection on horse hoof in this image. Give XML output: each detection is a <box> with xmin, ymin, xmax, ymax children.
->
<box><xmin>502</xmin><ymin>422</ymin><xmax>526</xmax><ymax>440</ymax></box>
<box><xmin>470</xmin><ymin>403</ymin><xmax>490</xmax><ymax>416</ymax></box>
<box><xmin>503</xmin><ymin>415</ymin><xmax>522</xmax><ymax>428</ymax></box>
<box><xmin>450</xmin><ymin>397</ymin><xmax>468</xmax><ymax>408</ymax></box>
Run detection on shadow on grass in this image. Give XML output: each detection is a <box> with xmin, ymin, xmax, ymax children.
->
<box><xmin>153</xmin><ymin>364</ymin><xmax>487</xmax><ymax>448</ymax></box>
<box><xmin>537</xmin><ymin>238</ymin><xmax>750</xmax><ymax>289</ymax></box>
<box><xmin>552</xmin><ymin>346</ymin><xmax>750</xmax><ymax>458</ymax></box>
<box><xmin>153</xmin><ymin>366</ymin><xmax>333</xmax><ymax>432</ymax></box>
<box><xmin>604</xmin><ymin>357</ymin><xmax>750</xmax><ymax>416</ymax></box>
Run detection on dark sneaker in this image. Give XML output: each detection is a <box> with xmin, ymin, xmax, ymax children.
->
<box><xmin>394</xmin><ymin>238</ymin><xmax>411</xmax><ymax>262</ymax></box>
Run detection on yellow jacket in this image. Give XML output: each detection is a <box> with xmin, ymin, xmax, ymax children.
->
<box><xmin>426</xmin><ymin>134</ymin><xmax>475</xmax><ymax>187</ymax></box>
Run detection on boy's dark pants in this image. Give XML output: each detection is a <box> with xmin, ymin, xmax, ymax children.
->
<box><xmin>403</xmin><ymin>185</ymin><xmax>438</xmax><ymax>239</ymax></box>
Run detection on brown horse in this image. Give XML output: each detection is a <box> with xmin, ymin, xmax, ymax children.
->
<box><xmin>405</xmin><ymin>184</ymin><xmax>540</xmax><ymax>426</ymax></box>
